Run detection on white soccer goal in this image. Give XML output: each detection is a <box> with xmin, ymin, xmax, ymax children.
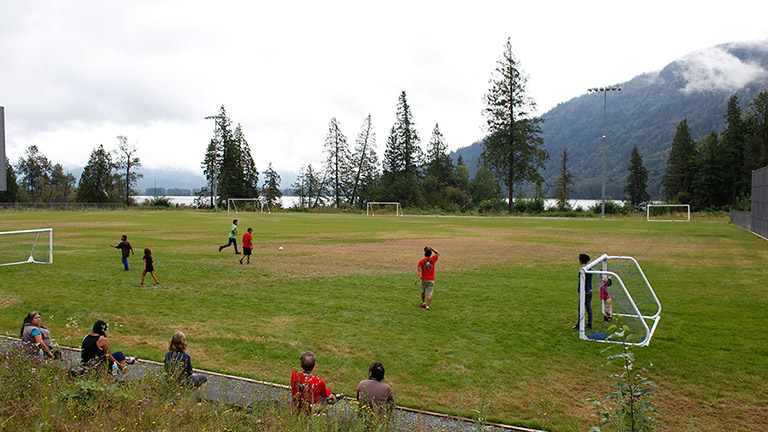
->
<box><xmin>0</xmin><ymin>228</ymin><xmax>53</xmax><ymax>266</ymax></box>
<box><xmin>647</xmin><ymin>204</ymin><xmax>690</xmax><ymax>222</ymax></box>
<box><xmin>227</xmin><ymin>198</ymin><xmax>272</xmax><ymax>214</ymax></box>
<box><xmin>366</xmin><ymin>202</ymin><xmax>403</xmax><ymax>216</ymax></box>
<box><xmin>577</xmin><ymin>254</ymin><xmax>661</xmax><ymax>346</ymax></box>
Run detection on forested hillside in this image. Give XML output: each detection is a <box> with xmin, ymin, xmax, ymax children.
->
<box><xmin>452</xmin><ymin>40</ymin><xmax>768</xmax><ymax>199</ymax></box>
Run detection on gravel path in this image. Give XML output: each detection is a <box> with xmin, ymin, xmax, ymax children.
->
<box><xmin>3</xmin><ymin>338</ymin><xmax>546</xmax><ymax>432</ymax></box>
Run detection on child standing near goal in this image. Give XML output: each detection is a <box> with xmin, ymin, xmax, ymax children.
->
<box><xmin>600</xmin><ymin>275</ymin><xmax>613</xmax><ymax>322</ymax></box>
<box><xmin>415</xmin><ymin>246</ymin><xmax>439</xmax><ymax>311</ymax></box>
<box><xmin>141</xmin><ymin>248</ymin><xmax>159</xmax><ymax>285</ymax></box>
<box><xmin>573</xmin><ymin>253</ymin><xmax>593</xmax><ymax>329</ymax></box>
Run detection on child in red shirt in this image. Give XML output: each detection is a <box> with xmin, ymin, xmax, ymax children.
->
<box><xmin>415</xmin><ymin>246</ymin><xmax>439</xmax><ymax>310</ymax></box>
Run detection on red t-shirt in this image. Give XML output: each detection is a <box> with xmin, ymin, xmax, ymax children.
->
<box><xmin>418</xmin><ymin>254</ymin><xmax>439</xmax><ymax>281</ymax></box>
<box><xmin>291</xmin><ymin>370</ymin><xmax>331</xmax><ymax>410</ymax></box>
<box><xmin>243</xmin><ymin>232</ymin><xmax>253</xmax><ymax>249</ymax></box>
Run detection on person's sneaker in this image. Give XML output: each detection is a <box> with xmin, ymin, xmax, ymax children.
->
<box><xmin>425</xmin><ymin>306</ymin><xmax>430</xmax><ymax>310</ymax></box>
<box><xmin>235</xmin><ymin>252</ymin><xmax>241</xmax><ymax>255</ymax></box>
<box><xmin>419</xmin><ymin>303</ymin><xmax>426</xmax><ymax>308</ymax></box>
<box><xmin>572</xmin><ymin>324</ymin><xmax>579</xmax><ymax>329</ymax></box>
<box><xmin>218</xmin><ymin>246</ymin><xmax>222</xmax><ymax>252</ymax></box>
<box><xmin>586</xmin><ymin>325</ymin><xmax>592</xmax><ymax>329</ymax></box>
<box><xmin>126</xmin><ymin>356</ymin><xmax>137</xmax><ymax>364</ymax></box>
<box><xmin>239</xmin><ymin>258</ymin><xmax>243</xmax><ymax>264</ymax></box>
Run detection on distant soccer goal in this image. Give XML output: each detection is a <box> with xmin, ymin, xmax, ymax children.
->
<box><xmin>366</xmin><ymin>202</ymin><xmax>403</xmax><ymax>216</ymax></box>
<box><xmin>577</xmin><ymin>254</ymin><xmax>661</xmax><ymax>347</ymax></box>
<box><xmin>647</xmin><ymin>204</ymin><xmax>690</xmax><ymax>222</ymax></box>
<box><xmin>227</xmin><ymin>198</ymin><xmax>272</xmax><ymax>214</ymax></box>
<box><xmin>0</xmin><ymin>228</ymin><xmax>53</xmax><ymax>266</ymax></box>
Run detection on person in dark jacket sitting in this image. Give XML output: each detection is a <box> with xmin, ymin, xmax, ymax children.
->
<box><xmin>20</xmin><ymin>311</ymin><xmax>60</xmax><ymax>359</ymax></box>
<box><xmin>81</xmin><ymin>320</ymin><xmax>125</xmax><ymax>374</ymax></box>
<box><xmin>164</xmin><ymin>331</ymin><xmax>207</xmax><ymax>388</ymax></box>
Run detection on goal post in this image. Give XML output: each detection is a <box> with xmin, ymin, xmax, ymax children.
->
<box><xmin>577</xmin><ymin>254</ymin><xmax>661</xmax><ymax>347</ymax></box>
<box><xmin>0</xmin><ymin>228</ymin><xmax>53</xmax><ymax>266</ymax></box>
<box><xmin>647</xmin><ymin>204</ymin><xmax>690</xmax><ymax>222</ymax></box>
<box><xmin>227</xmin><ymin>198</ymin><xmax>271</xmax><ymax>214</ymax></box>
<box><xmin>366</xmin><ymin>202</ymin><xmax>403</xmax><ymax>216</ymax></box>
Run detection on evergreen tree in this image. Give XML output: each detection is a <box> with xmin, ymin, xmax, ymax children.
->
<box><xmin>481</xmin><ymin>38</ymin><xmax>548</xmax><ymax>213</ymax></box>
<box><xmin>722</xmin><ymin>95</ymin><xmax>748</xmax><ymax>204</ymax></box>
<box><xmin>425</xmin><ymin>123</ymin><xmax>454</xmax><ymax>185</ymax></box>
<box><xmin>348</xmin><ymin>115</ymin><xmax>378</xmax><ymax>207</ymax></box>
<box><xmin>16</xmin><ymin>145</ymin><xmax>52</xmax><ymax>201</ymax></box>
<box><xmin>623</xmin><ymin>146</ymin><xmax>650</xmax><ymax>210</ymax></box>
<box><xmin>553</xmin><ymin>145</ymin><xmax>574</xmax><ymax>211</ymax></box>
<box><xmin>0</xmin><ymin>158</ymin><xmax>19</xmax><ymax>202</ymax></box>
<box><xmin>292</xmin><ymin>165</ymin><xmax>308</xmax><ymax>208</ymax></box>
<box><xmin>323</xmin><ymin>117</ymin><xmax>351</xmax><ymax>207</ymax></box>
<box><xmin>693</xmin><ymin>132</ymin><xmax>729</xmax><ymax>209</ymax></box>
<box><xmin>454</xmin><ymin>155</ymin><xmax>471</xmax><ymax>194</ymax></box>
<box><xmin>380</xmin><ymin>91</ymin><xmax>423</xmax><ymax>207</ymax></box>
<box><xmin>201</xmin><ymin>137</ymin><xmax>221</xmax><ymax>209</ymax></box>
<box><xmin>115</xmin><ymin>135</ymin><xmax>143</xmax><ymax>206</ymax></box>
<box><xmin>470</xmin><ymin>163</ymin><xmax>502</xmax><ymax>204</ymax></box>
<box><xmin>307</xmin><ymin>164</ymin><xmax>327</xmax><ymax>208</ymax></box>
<box><xmin>47</xmin><ymin>163</ymin><xmax>77</xmax><ymax>202</ymax></box>
<box><xmin>235</xmin><ymin>124</ymin><xmax>259</xmax><ymax>198</ymax></box>
<box><xmin>262</xmin><ymin>162</ymin><xmax>282</xmax><ymax>208</ymax></box>
<box><xmin>746</xmin><ymin>90</ymin><xmax>768</xmax><ymax>168</ymax></box>
<box><xmin>77</xmin><ymin>144</ymin><xmax>118</xmax><ymax>203</ymax></box>
<box><xmin>662</xmin><ymin>119</ymin><xmax>697</xmax><ymax>203</ymax></box>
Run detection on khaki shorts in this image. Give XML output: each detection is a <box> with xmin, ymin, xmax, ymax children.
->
<box><xmin>420</xmin><ymin>280</ymin><xmax>435</xmax><ymax>296</ymax></box>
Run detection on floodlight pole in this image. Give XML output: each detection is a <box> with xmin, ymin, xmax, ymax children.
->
<box><xmin>588</xmin><ymin>87</ymin><xmax>621</xmax><ymax>220</ymax></box>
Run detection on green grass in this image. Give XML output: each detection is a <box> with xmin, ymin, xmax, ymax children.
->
<box><xmin>1</xmin><ymin>210</ymin><xmax>767</xmax><ymax>431</ymax></box>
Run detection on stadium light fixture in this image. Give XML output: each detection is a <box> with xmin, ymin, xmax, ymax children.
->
<box><xmin>587</xmin><ymin>86</ymin><xmax>622</xmax><ymax>220</ymax></box>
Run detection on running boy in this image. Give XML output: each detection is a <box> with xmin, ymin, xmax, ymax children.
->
<box><xmin>415</xmin><ymin>246</ymin><xmax>439</xmax><ymax>311</ymax></box>
<box><xmin>219</xmin><ymin>219</ymin><xmax>240</xmax><ymax>254</ymax></box>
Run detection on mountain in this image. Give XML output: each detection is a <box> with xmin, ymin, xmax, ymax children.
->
<box><xmin>452</xmin><ymin>40</ymin><xmax>768</xmax><ymax>199</ymax></box>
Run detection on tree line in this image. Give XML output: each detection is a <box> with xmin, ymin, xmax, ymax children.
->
<box><xmin>662</xmin><ymin>91</ymin><xmax>767</xmax><ymax>210</ymax></box>
<box><xmin>1</xmin><ymin>137</ymin><xmax>143</xmax><ymax>206</ymax></box>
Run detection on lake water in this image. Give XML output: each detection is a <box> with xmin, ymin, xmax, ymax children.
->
<box><xmin>134</xmin><ymin>196</ymin><xmax>619</xmax><ymax>211</ymax></box>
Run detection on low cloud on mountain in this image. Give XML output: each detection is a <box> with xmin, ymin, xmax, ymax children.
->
<box><xmin>678</xmin><ymin>41</ymin><xmax>768</xmax><ymax>93</ymax></box>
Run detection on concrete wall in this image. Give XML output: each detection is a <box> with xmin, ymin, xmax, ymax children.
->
<box><xmin>751</xmin><ymin>166</ymin><xmax>768</xmax><ymax>239</ymax></box>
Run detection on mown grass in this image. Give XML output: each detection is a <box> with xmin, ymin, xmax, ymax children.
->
<box><xmin>0</xmin><ymin>210</ymin><xmax>766</xmax><ymax>431</ymax></box>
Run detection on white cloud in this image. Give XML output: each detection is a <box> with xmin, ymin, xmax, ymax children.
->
<box><xmin>679</xmin><ymin>43</ymin><xmax>768</xmax><ymax>93</ymax></box>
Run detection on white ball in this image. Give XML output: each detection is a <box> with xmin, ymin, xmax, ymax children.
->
<box><xmin>279</xmin><ymin>246</ymin><xmax>284</xmax><ymax>251</ymax></box>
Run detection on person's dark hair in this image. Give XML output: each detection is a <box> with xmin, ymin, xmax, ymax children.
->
<box><xmin>369</xmin><ymin>362</ymin><xmax>385</xmax><ymax>381</ymax></box>
<box><xmin>20</xmin><ymin>311</ymin><xmax>40</xmax><ymax>338</ymax></box>
<box><xmin>92</xmin><ymin>320</ymin><xmax>108</xmax><ymax>336</ymax></box>
<box><xmin>579</xmin><ymin>253</ymin><xmax>590</xmax><ymax>265</ymax></box>
<box><xmin>424</xmin><ymin>247</ymin><xmax>432</xmax><ymax>257</ymax></box>
<box><xmin>233</xmin><ymin>219</ymin><xmax>238</xmax><ymax>224</ymax></box>
<box><xmin>247</xmin><ymin>227</ymin><xmax>252</xmax><ymax>232</ymax></box>
<box><xmin>300</xmin><ymin>351</ymin><xmax>316</xmax><ymax>372</ymax></box>
<box><xmin>121</xmin><ymin>235</ymin><xmax>127</xmax><ymax>241</ymax></box>
<box><xmin>144</xmin><ymin>248</ymin><xmax>152</xmax><ymax>257</ymax></box>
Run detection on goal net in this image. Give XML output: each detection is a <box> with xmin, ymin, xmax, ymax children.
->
<box><xmin>578</xmin><ymin>254</ymin><xmax>661</xmax><ymax>346</ymax></box>
<box><xmin>366</xmin><ymin>202</ymin><xmax>403</xmax><ymax>216</ymax></box>
<box><xmin>227</xmin><ymin>198</ymin><xmax>272</xmax><ymax>214</ymax></box>
<box><xmin>0</xmin><ymin>228</ymin><xmax>53</xmax><ymax>266</ymax></box>
<box><xmin>647</xmin><ymin>204</ymin><xmax>690</xmax><ymax>222</ymax></box>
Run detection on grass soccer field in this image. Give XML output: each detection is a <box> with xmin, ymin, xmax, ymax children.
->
<box><xmin>0</xmin><ymin>210</ymin><xmax>766</xmax><ymax>431</ymax></box>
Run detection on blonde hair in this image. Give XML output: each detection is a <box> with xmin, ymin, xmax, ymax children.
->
<box><xmin>168</xmin><ymin>331</ymin><xmax>188</xmax><ymax>352</ymax></box>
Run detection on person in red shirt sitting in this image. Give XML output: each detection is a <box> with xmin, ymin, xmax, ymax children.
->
<box><xmin>415</xmin><ymin>246</ymin><xmax>440</xmax><ymax>310</ymax></box>
<box><xmin>240</xmin><ymin>227</ymin><xmax>253</xmax><ymax>265</ymax></box>
<box><xmin>290</xmin><ymin>351</ymin><xmax>338</xmax><ymax>413</ymax></box>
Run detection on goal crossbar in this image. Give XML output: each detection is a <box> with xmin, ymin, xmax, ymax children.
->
<box><xmin>0</xmin><ymin>228</ymin><xmax>53</xmax><ymax>266</ymax></box>
<box><xmin>647</xmin><ymin>204</ymin><xmax>690</xmax><ymax>222</ymax></box>
<box><xmin>227</xmin><ymin>198</ymin><xmax>272</xmax><ymax>214</ymax></box>
<box><xmin>366</xmin><ymin>202</ymin><xmax>403</xmax><ymax>216</ymax></box>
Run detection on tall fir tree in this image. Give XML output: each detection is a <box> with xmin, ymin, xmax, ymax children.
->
<box><xmin>693</xmin><ymin>132</ymin><xmax>729</xmax><ymax>209</ymax></box>
<box><xmin>115</xmin><ymin>135</ymin><xmax>143</xmax><ymax>206</ymax></box>
<box><xmin>323</xmin><ymin>117</ymin><xmax>351</xmax><ymax>207</ymax></box>
<box><xmin>470</xmin><ymin>163</ymin><xmax>502</xmax><ymax>204</ymax></box>
<box><xmin>348</xmin><ymin>115</ymin><xmax>379</xmax><ymax>207</ymax></box>
<box><xmin>552</xmin><ymin>145</ymin><xmax>574</xmax><ymax>211</ymax></box>
<box><xmin>77</xmin><ymin>144</ymin><xmax>118</xmax><ymax>203</ymax></box>
<box><xmin>262</xmin><ymin>162</ymin><xmax>282</xmax><ymax>208</ymax></box>
<box><xmin>380</xmin><ymin>91</ymin><xmax>423</xmax><ymax>207</ymax></box>
<box><xmin>746</xmin><ymin>90</ymin><xmax>768</xmax><ymax>169</ymax></box>
<box><xmin>722</xmin><ymin>95</ymin><xmax>748</xmax><ymax>205</ymax></box>
<box><xmin>425</xmin><ymin>123</ymin><xmax>454</xmax><ymax>185</ymax></box>
<box><xmin>235</xmin><ymin>124</ymin><xmax>259</xmax><ymax>198</ymax></box>
<box><xmin>623</xmin><ymin>146</ymin><xmax>650</xmax><ymax>210</ymax></box>
<box><xmin>481</xmin><ymin>38</ymin><xmax>548</xmax><ymax>213</ymax></box>
<box><xmin>16</xmin><ymin>145</ymin><xmax>52</xmax><ymax>201</ymax></box>
<box><xmin>662</xmin><ymin>119</ymin><xmax>697</xmax><ymax>203</ymax></box>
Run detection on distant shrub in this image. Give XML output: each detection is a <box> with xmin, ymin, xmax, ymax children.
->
<box><xmin>514</xmin><ymin>198</ymin><xmax>545</xmax><ymax>214</ymax></box>
<box><xmin>476</xmin><ymin>198</ymin><xmax>507</xmax><ymax>213</ymax></box>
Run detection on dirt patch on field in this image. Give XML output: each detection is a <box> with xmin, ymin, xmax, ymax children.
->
<box><xmin>0</xmin><ymin>297</ymin><xmax>18</xmax><ymax>308</ymax></box>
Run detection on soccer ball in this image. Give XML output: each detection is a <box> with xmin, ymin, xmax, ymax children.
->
<box><xmin>279</xmin><ymin>246</ymin><xmax>284</xmax><ymax>251</ymax></box>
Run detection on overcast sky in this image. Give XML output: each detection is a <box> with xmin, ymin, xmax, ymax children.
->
<box><xmin>2</xmin><ymin>1</ymin><xmax>768</xmax><ymax>176</ymax></box>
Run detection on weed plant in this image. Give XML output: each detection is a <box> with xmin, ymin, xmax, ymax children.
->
<box><xmin>0</xmin><ymin>344</ymin><xmax>399</xmax><ymax>432</ymax></box>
